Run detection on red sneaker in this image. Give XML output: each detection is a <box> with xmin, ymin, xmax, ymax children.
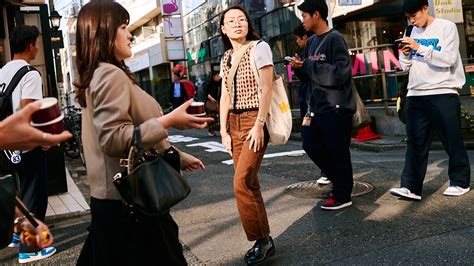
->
<box><xmin>321</xmin><ymin>198</ymin><xmax>352</xmax><ymax>210</ymax></box>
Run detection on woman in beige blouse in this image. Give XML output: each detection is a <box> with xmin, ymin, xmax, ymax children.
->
<box><xmin>74</xmin><ymin>2</ymin><xmax>212</xmax><ymax>265</ymax></box>
<box><xmin>219</xmin><ymin>6</ymin><xmax>275</xmax><ymax>265</ymax></box>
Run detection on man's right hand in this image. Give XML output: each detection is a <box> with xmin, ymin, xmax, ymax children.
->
<box><xmin>290</xmin><ymin>53</ymin><xmax>304</xmax><ymax>69</ymax></box>
<box><xmin>0</xmin><ymin>101</ymin><xmax>72</xmax><ymax>150</ymax></box>
<box><xmin>15</xmin><ymin>217</ymin><xmax>53</xmax><ymax>249</ymax></box>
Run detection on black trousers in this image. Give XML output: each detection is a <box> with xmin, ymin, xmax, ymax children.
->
<box><xmin>77</xmin><ymin>197</ymin><xmax>187</xmax><ymax>266</ymax></box>
<box><xmin>302</xmin><ymin>110</ymin><xmax>353</xmax><ymax>202</ymax></box>
<box><xmin>401</xmin><ymin>94</ymin><xmax>470</xmax><ymax>195</ymax></box>
<box><xmin>17</xmin><ymin>147</ymin><xmax>48</xmax><ymax>253</ymax></box>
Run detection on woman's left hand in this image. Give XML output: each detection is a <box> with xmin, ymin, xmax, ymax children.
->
<box><xmin>246</xmin><ymin>124</ymin><xmax>264</xmax><ymax>153</ymax></box>
<box><xmin>181</xmin><ymin>152</ymin><xmax>205</xmax><ymax>172</ymax></box>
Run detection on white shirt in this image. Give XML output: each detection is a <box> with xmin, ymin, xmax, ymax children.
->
<box><xmin>399</xmin><ymin>18</ymin><xmax>465</xmax><ymax>96</ymax></box>
<box><xmin>219</xmin><ymin>41</ymin><xmax>273</xmax><ymax>78</ymax></box>
<box><xmin>0</xmin><ymin>59</ymin><xmax>43</xmax><ymax>113</ymax></box>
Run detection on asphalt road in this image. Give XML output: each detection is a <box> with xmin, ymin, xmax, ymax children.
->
<box><xmin>1</xmin><ymin>128</ymin><xmax>473</xmax><ymax>265</ymax></box>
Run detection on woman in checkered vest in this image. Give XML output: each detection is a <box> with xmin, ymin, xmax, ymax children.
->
<box><xmin>218</xmin><ymin>6</ymin><xmax>276</xmax><ymax>265</ymax></box>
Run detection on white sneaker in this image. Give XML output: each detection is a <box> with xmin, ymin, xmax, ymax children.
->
<box><xmin>8</xmin><ymin>233</ymin><xmax>20</xmax><ymax>248</ymax></box>
<box><xmin>317</xmin><ymin>176</ymin><xmax>331</xmax><ymax>185</ymax></box>
<box><xmin>443</xmin><ymin>186</ymin><xmax>470</xmax><ymax>196</ymax></box>
<box><xmin>19</xmin><ymin>247</ymin><xmax>56</xmax><ymax>263</ymax></box>
<box><xmin>389</xmin><ymin>187</ymin><xmax>421</xmax><ymax>200</ymax></box>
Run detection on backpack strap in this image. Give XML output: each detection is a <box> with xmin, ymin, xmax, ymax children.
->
<box><xmin>2</xmin><ymin>65</ymin><xmax>39</xmax><ymax>98</ymax></box>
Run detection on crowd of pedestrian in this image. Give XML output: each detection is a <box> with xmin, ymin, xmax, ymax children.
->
<box><xmin>0</xmin><ymin>0</ymin><xmax>470</xmax><ymax>265</ymax></box>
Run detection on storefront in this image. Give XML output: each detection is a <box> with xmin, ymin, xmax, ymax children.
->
<box><xmin>331</xmin><ymin>0</ymin><xmax>473</xmax><ymax>102</ymax></box>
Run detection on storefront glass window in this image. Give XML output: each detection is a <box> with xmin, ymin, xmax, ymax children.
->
<box><xmin>259</xmin><ymin>6</ymin><xmax>300</xmax><ymax>40</ymax></box>
<box><xmin>210</xmin><ymin>36</ymin><xmax>225</xmax><ymax>58</ymax></box>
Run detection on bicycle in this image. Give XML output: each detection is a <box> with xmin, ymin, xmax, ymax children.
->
<box><xmin>62</xmin><ymin>106</ymin><xmax>85</xmax><ymax>167</ymax></box>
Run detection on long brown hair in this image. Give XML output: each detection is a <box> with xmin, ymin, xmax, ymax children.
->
<box><xmin>219</xmin><ymin>6</ymin><xmax>261</xmax><ymax>51</ymax></box>
<box><xmin>73</xmin><ymin>0</ymin><xmax>136</xmax><ymax>107</ymax></box>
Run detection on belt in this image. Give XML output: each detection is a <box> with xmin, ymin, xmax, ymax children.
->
<box><xmin>230</xmin><ymin>108</ymin><xmax>258</xmax><ymax>114</ymax></box>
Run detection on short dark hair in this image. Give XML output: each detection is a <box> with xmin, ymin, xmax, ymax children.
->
<box><xmin>297</xmin><ymin>0</ymin><xmax>328</xmax><ymax>21</ymax></box>
<box><xmin>9</xmin><ymin>25</ymin><xmax>40</xmax><ymax>54</ymax></box>
<box><xmin>402</xmin><ymin>0</ymin><xmax>429</xmax><ymax>14</ymax></box>
<box><xmin>293</xmin><ymin>23</ymin><xmax>314</xmax><ymax>38</ymax></box>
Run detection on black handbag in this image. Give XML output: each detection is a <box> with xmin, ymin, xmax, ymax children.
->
<box><xmin>0</xmin><ymin>174</ymin><xmax>17</xmax><ymax>249</ymax></box>
<box><xmin>113</xmin><ymin>127</ymin><xmax>191</xmax><ymax>216</ymax></box>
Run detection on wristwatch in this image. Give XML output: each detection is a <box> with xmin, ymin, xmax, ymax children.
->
<box><xmin>257</xmin><ymin>116</ymin><xmax>266</xmax><ymax>124</ymax></box>
<box><xmin>13</xmin><ymin>213</ymin><xmax>33</xmax><ymax>227</ymax></box>
<box><xmin>14</xmin><ymin>215</ymin><xmax>27</xmax><ymax>227</ymax></box>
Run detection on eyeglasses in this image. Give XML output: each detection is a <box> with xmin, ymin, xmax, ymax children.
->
<box><xmin>224</xmin><ymin>17</ymin><xmax>248</xmax><ymax>28</ymax></box>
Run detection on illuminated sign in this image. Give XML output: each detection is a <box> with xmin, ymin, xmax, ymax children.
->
<box><xmin>51</xmin><ymin>30</ymin><xmax>64</xmax><ymax>49</ymax></box>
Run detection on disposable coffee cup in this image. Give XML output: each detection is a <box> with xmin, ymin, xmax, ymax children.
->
<box><xmin>31</xmin><ymin>114</ymin><xmax>65</xmax><ymax>134</ymax></box>
<box><xmin>186</xmin><ymin>102</ymin><xmax>206</xmax><ymax>116</ymax></box>
<box><xmin>31</xmin><ymin>98</ymin><xmax>62</xmax><ymax>124</ymax></box>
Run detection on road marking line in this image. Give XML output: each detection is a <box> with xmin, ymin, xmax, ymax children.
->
<box><xmin>221</xmin><ymin>150</ymin><xmax>306</xmax><ymax>165</ymax></box>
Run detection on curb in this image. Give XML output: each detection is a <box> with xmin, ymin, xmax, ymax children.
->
<box><xmin>45</xmin><ymin>209</ymin><xmax>90</xmax><ymax>224</ymax></box>
<box><xmin>289</xmin><ymin>133</ymin><xmax>406</xmax><ymax>152</ymax></box>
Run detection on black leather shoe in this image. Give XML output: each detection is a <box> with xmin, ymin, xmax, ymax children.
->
<box><xmin>245</xmin><ymin>236</ymin><xmax>276</xmax><ymax>265</ymax></box>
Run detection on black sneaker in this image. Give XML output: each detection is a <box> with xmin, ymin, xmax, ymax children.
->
<box><xmin>321</xmin><ymin>198</ymin><xmax>352</xmax><ymax>210</ymax></box>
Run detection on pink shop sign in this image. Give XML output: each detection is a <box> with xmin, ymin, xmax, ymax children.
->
<box><xmin>161</xmin><ymin>0</ymin><xmax>181</xmax><ymax>15</ymax></box>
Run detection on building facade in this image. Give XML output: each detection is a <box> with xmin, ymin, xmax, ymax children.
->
<box><xmin>181</xmin><ymin>0</ymin><xmax>473</xmax><ymax>135</ymax></box>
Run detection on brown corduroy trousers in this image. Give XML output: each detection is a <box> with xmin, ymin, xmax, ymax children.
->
<box><xmin>229</xmin><ymin>111</ymin><xmax>270</xmax><ymax>241</ymax></box>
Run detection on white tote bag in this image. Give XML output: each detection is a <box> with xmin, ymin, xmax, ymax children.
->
<box><xmin>249</xmin><ymin>41</ymin><xmax>292</xmax><ymax>146</ymax></box>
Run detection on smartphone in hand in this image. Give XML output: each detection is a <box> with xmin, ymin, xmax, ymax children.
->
<box><xmin>395</xmin><ymin>38</ymin><xmax>408</xmax><ymax>48</ymax></box>
<box><xmin>284</xmin><ymin>56</ymin><xmax>295</xmax><ymax>62</ymax></box>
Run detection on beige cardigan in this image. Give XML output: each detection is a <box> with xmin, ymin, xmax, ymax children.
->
<box><xmin>82</xmin><ymin>63</ymin><xmax>171</xmax><ymax>200</ymax></box>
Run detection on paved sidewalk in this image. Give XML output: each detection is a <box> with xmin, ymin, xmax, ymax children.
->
<box><xmin>45</xmin><ymin>168</ymin><xmax>90</xmax><ymax>222</ymax></box>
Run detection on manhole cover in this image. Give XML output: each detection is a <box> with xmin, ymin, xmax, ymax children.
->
<box><xmin>284</xmin><ymin>180</ymin><xmax>374</xmax><ymax>198</ymax></box>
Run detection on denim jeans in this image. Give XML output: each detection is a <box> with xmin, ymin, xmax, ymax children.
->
<box><xmin>302</xmin><ymin>110</ymin><xmax>353</xmax><ymax>202</ymax></box>
<box><xmin>401</xmin><ymin>94</ymin><xmax>470</xmax><ymax>195</ymax></box>
<box><xmin>229</xmin><ymin>111</ymin><xmax>270</xmax><ymax>241</ymax></box>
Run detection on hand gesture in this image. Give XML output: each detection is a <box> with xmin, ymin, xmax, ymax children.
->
<box><xmin>400</xmin><ymin>37</ymin><xmax>419</xmax><ymax>56</ymax></box>
<box><xmin>290</xmin><ymin>53</ymin><xmax>304</xmax><ymax>69</ymax></box>
<box><xmin>163</xmin><ymin>99</ymin><xmax>214</xmax><ymax>130</ymax></box>
<box><xmin>245</xmin><ymin>125</ymin><xmax>264</xmax><ymax>153</ymax></box>
<box><xmin>0</xmin><ymin>101</ymin><xmax>72</xmax><ymax>150</ymax></box>
<box><xmin>15</xmin><ymin>218</ymin><xmax>53</xmax><ymax>249</ymax></box>
<box><xmin>180</xmin><ymin>152</ymin><xmax>205</xmax><ymax>172</ymax></box>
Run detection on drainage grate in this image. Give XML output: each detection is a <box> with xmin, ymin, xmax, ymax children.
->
<box><xmin>285</xmin><ymin>180</ymin><xmax>374</xmax><ymax>198</ymax></box>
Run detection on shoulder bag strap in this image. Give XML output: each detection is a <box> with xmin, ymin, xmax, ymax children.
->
<box><xmin>133</xmin><ymin>127</ymin><xmax>144</xmax><ymax>158</ymax></box>
<box><xmin>226</xmin><ymin>41</ymin><xmax>253</xmax><ymax>100</ymax></box>
<box><xmin>248</xmin><ymin>40</ymin><xmax>263</xmax><ymax>98</ymax></box>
